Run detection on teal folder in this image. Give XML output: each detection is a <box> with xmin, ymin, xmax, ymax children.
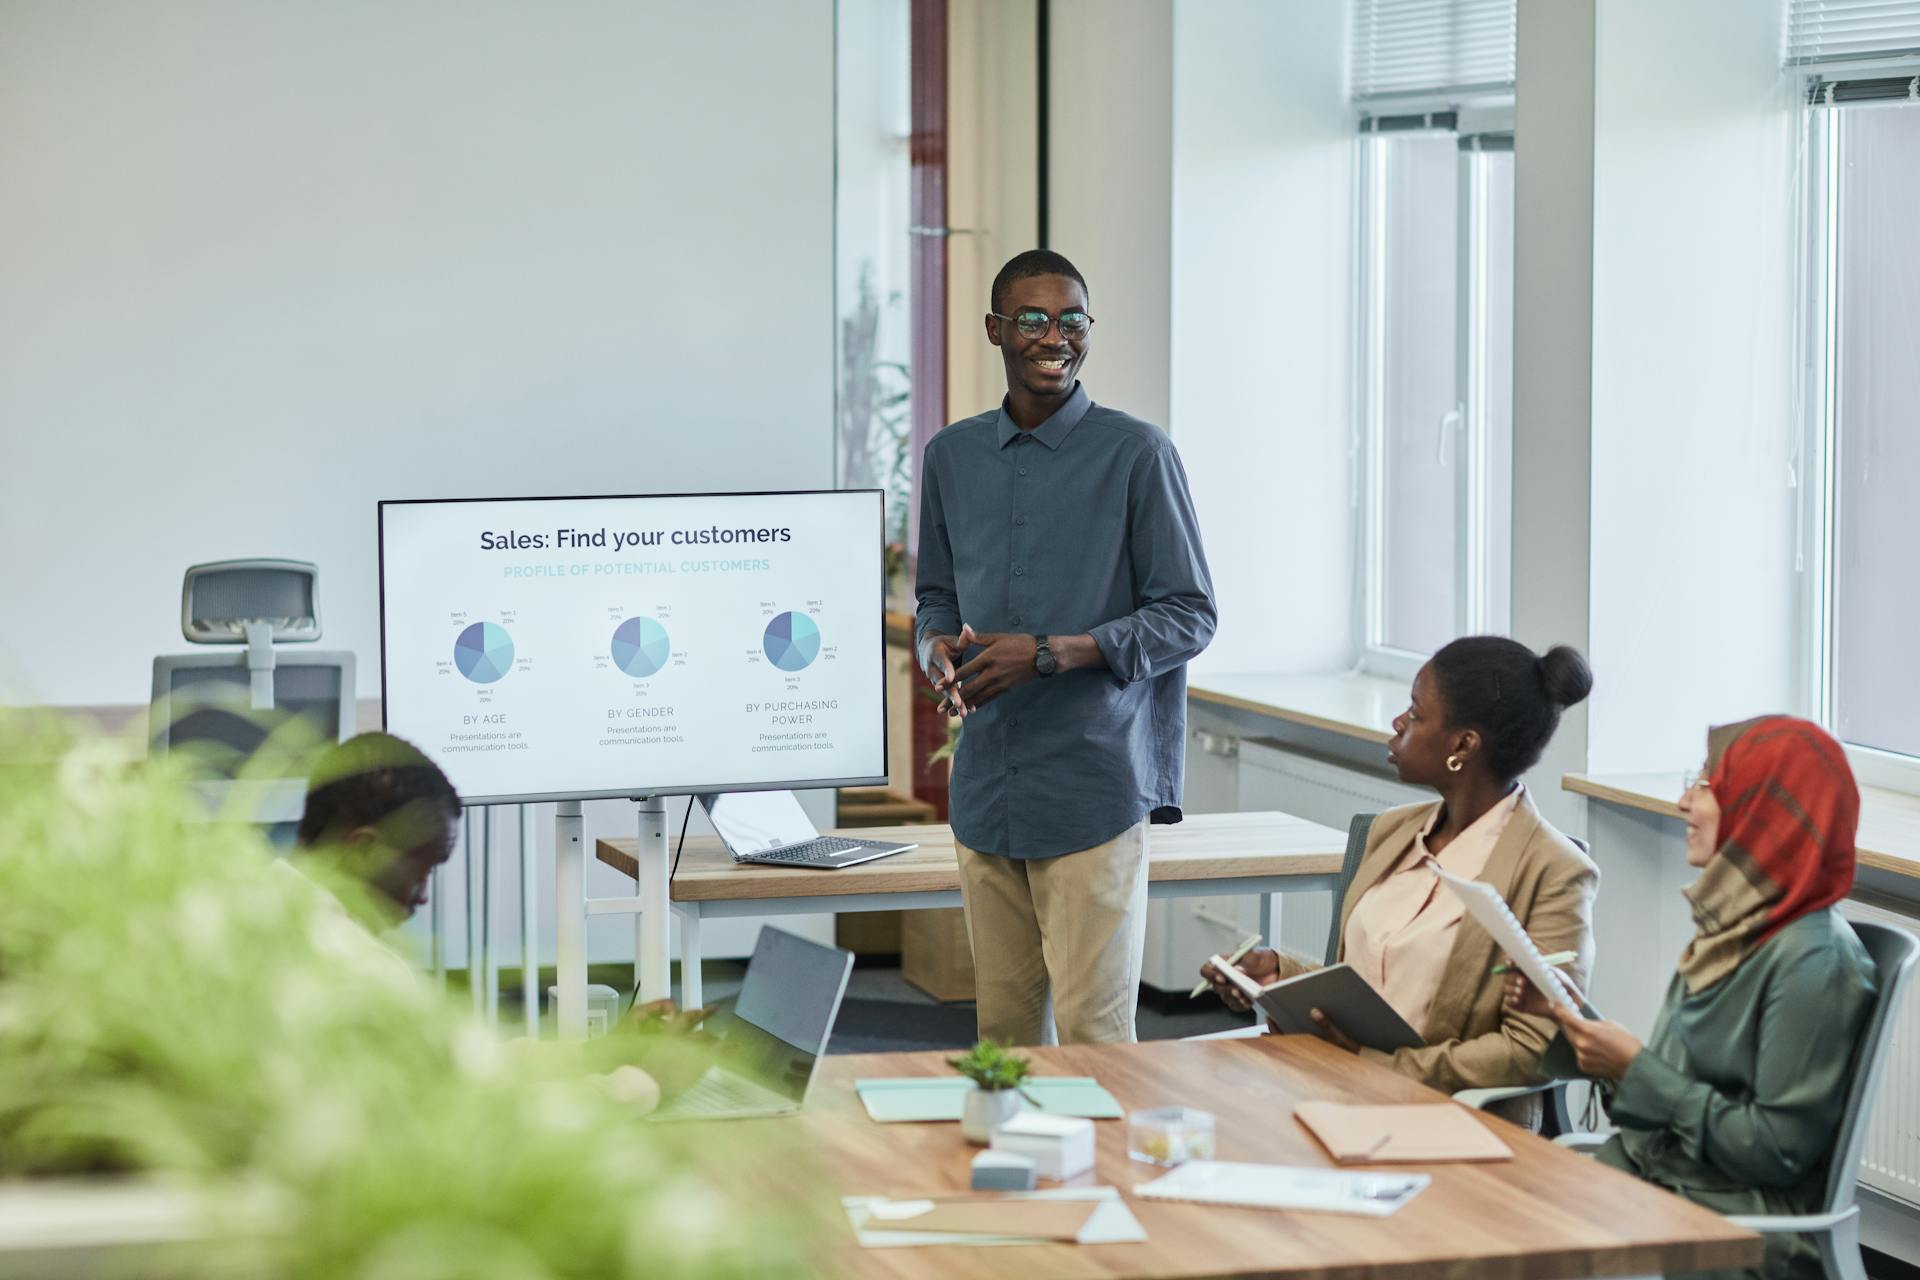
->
<box><xmin>855</xmin><ymin>1076</ymin><xmax>1124</xmax><ymax>1122</ymax></box>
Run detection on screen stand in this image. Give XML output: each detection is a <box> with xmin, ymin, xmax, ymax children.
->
<box><xmin>554</xmin><ymin>800</ymin><xmax>586</xmax><ymax>1040</ymax></box>
<box><xmin>633</xmin><ymin>796</ymin><xmax>671</xmax><ymax>1007</ymax></box>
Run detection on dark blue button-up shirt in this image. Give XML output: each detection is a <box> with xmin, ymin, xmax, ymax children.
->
<box><xmin>914</xmin><ymin>383</ymin><xmax>1217</xmax><ymax>858</ymax></box>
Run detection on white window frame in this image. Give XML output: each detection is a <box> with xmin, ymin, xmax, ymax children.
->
<box><xmin>1353</xmin><ymin>109</ymin><xmax>1514</xmax><ymax>680</ymax></box>
<box><xmin>1794</xmin><ymin>74</ymin><xmax>1920</xmax><ymax>794</ymax></box>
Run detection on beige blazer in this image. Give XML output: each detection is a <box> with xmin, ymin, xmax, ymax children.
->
<box><xmin>1277</xmin><ymin>790</ymin><xmax>1598</xmax><ymax>1095</ymax></box>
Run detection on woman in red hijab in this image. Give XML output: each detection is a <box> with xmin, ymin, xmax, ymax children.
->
<box><xmin>1509</xmin><ymin>716</ymin><xmax>1877</xmax><ymax>1280</ymax></box>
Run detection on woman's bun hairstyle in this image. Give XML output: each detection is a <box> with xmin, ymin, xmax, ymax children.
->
<box><xmin>1429</xmin><ymin>637</ymin><xmax>1596</xmax><ymax>781</ymax></box>
<box><xmin>1538</xmin><ymin>644</ymin><xmax>1594</xmax><ymax>711</ymax></box>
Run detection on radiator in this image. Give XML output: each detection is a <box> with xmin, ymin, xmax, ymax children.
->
<box><xmin>1844</xmin><ymin>899</ymin><xmax>1920</xmax><ymax>1210</ymax></box>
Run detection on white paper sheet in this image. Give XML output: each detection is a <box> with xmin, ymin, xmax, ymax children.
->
<box><xmin>1427</xmin><ymin>860</ymin><xmax>1583</xmax><ymax>1013</ymax></box>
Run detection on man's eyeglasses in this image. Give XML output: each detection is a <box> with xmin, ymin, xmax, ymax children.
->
<box><xmin>990</xmin><ymin>308</ymin><xmax>1095</xmax><ymax>340</ymax></box>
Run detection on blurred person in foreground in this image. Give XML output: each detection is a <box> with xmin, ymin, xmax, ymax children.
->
<box><xmin>292</xmin><ymin>732</ymin><xmax>711</xmax><ymax>1108</ymax></box>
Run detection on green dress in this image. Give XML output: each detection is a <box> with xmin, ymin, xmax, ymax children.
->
<box><xmin>1543</xmin><ymin>908</ymin><xmax>1877</xmax><ymax>1280</ymax></box>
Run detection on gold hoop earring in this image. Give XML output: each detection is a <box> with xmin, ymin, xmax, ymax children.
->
<box><xmin>1446</xmin><ymin>754</ymin><xmax>1464</xmax><ymax>773</ymax></box>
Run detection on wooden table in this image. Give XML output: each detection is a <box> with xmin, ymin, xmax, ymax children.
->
<box><xmin>593</xmin><ymin>811</ymin><xmax>1346</xmax><ymax>1009</ymax></box>
<box><xmin>732</xmin><ymin>1036</ymin><xmax>1759</xmax><ymax>1278</ymax></box>
<box><xmin>1565</xmin><ymin>771</ymin><xmax>1920</xmax><ymax>886</ymax></box>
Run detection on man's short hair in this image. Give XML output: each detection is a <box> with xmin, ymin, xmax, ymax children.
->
<box><xmin>296</xmin><ymin>732</ymin><xmax>460</xmax><ymax>849</ymax></box>
<box><xmin>991</xmin><ymin>249</ymin><xmax>1089</xmax><ymax>315</ymax></box>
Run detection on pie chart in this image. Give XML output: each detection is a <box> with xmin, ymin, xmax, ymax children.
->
<box><xmin>611</xmin><ymin>616</ymin><xmax>671</xmax><ymax>678</ymax></box>
<box><xmin>454</xmin><ymin>621</ymin><xmax>515</xmax><ymax>683</ymax></box>
<box><xmin>763</xmin><ymin>611</ymin><xmax>821</xmax><ymax>672</ymax></box>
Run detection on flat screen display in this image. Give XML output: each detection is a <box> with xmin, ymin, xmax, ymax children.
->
<box><xmin>378</xmin><ymin>490</ymin><xmax>887</xmax><ymax>803</ymax></box>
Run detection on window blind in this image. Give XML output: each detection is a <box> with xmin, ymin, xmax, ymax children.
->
<box><xmin>1787</xmin><ymin>0</ymin><xmax>1920</xmax><ymax>67</ymax></box>
<box><xmin>1351</xmin><ymin>0</ymin><xmax>1516</xmax><ymax>103</ymax></box>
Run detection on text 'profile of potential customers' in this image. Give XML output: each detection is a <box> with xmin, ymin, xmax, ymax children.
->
<box><xmin>379</xmin><ymin>490</ymin><xmax>887</xmax><ymax>803</ymax></box>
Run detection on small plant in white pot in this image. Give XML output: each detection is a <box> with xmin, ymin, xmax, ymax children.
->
<box><xmin>947</xmin><ymin>1040</ymin><xmax>1031</xmax><ymax>1144</ymax></box>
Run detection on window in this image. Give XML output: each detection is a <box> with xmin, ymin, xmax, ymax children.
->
<box><xmin>835</xmin><ymin>0</ymin><xmax>952</xmax><ymax>581</ymax></box>
<box><xmin>1800</xmin><ymin>79</ymin><xmax>1920</xmax><ymax>765</ymax></box>
<box><xmin>1356</xmin><ymin>124</ymin><xmax>1514</xmax><ymax>670</ymax></box>
<box><xmin>1350</xmin><ymin>0</ymin><xmax>1516</xmax><ymax>675</ymax></box>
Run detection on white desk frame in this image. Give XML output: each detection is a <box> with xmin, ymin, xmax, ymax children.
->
<box><xmin>556</xmin><ymin>824</ymin><xmax>1337</xmax><ymax>1033</ymax></box>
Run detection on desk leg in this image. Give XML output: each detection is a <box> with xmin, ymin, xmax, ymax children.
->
<box><xmin>520</xmin><ymin>803</ymin><xmax>538</xmax><ymax>1039</ymax></box>
<box><xmin>678</xmin><ymin>907</ymin><xmax>703</xmax><ymax>1012</ymax></box>
<box><xmin>634</xmin><ymin>797</ymin><xmax>671</xmax><ymax>1005</ymax></box>
<box><xmin>554</xmin><ymin>800</ymin><xmax>586</xmax><ymax>1041</ymax></box>
<box><xmin>1256</xmin><ymin>891</ymin><xmax>1277</xmax><ymax>1029</ymax></box>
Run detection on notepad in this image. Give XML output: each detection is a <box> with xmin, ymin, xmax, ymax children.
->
<box><xmin>1134</xmin><ymin>1160</ymin><xmax>1429</xmax><ymax>1216</ymax></box>
<box><xmin>1427</xmin><ymin>862</ymin><xmax>1597</xmax><ymax>1016</ymax></box>
<box><xmin>855</xmin><ymin>1076</ymin><xmax>1123</xmax><ymax>1122</ymax></box>
<box><xmin>1209</xmin><ymin>958</ymin><xmax>1423</xmax><ymax>1053</ymax></box>
<box><xmin>1293</xmin><ymin>1102</ymin><xmax>1513</xmax><ymax>1164</ymax></box>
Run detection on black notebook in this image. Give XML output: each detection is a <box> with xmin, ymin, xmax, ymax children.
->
<box><xmin>1211</xmin><ymin>959</ymin><xmax>1424</xmax><ymax>1053</ymax></box>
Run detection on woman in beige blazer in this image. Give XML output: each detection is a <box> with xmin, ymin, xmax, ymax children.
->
<box><xmin>1201</xmin><ymin>637</ymin><xmax>1599</xmax><ymax>1116</ymax></box>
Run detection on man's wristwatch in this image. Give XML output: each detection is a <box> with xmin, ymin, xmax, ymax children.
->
<box><xmin>1033</xmin><ymin>634</ymin><xmax>1057</xmax><ymax>678</ymax></box>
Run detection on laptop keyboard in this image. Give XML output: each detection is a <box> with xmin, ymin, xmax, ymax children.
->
<box><xmin>656</xmin><ymin>1067</ymin><xmax>795</xmax><ymax>1119</ymax></box>
<box><xmin>750</xmin><ymin>836</ymin><xmax>870</xmax><ymax>864</ymax></box>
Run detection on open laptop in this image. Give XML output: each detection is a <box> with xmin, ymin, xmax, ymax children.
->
<box><xmin>697</xmin><ymin>789</ymin><xmax>916</xmax><ymax>869</ymax></box>
<box><xmin>647</xmin><ymin>927</ymin><xmax>854</xmax><ymax>1122</ymax></box>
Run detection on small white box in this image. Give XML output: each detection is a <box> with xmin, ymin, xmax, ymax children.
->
<box><xmin>990</xmin><ymin>1112</ymin><xmax>1096</xmax><ymax>1181</ymax></box>
<box><xmin>970</xmin><ymin>1149</ymin><xmax>1038</xmax><ymax>1191</ymax></box>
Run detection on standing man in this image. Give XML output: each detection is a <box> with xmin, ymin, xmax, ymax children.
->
<box><xmin>915</xmin><ymin>249</ymin><xmax>1216</xmax><ymax>1046</ymax></box>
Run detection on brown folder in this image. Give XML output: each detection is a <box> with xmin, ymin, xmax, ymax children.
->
<box><xmin>886</xmin><ymin>1197</ymin><xmax>1100</xmax><ymax>1241</ymax></box>
<box><xmin>1293</xmin><ymin>1102</ymin><xmax>1514</xmax><ymax>1164</ymax></box>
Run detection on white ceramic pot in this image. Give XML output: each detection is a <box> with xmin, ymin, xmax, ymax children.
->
<box><xmin>960</xmin><ymin>1085</ymin><xmax>1023</xmax><ymax>1144</ymax></box>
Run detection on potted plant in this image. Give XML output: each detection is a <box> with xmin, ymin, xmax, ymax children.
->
<box><xmin>947</xmin><ymin>1040</ymin><xmax>1031</xmax><ymax>1143</ymax></box>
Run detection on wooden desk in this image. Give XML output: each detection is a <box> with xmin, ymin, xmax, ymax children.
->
<box><xmin>593</xmin><ymin>811</ymin><xmax>1345</xmax><ymax>1009</ymax></box>
<box><xmin>1565</xmin><ymin>771</ymin><xmax>1920</xmax><ymax>887</ymax></box>
<box><xmin>731</xmin><ymin>1037</ymin><xmax>1759</xmax><ymax>1278</ymax></box>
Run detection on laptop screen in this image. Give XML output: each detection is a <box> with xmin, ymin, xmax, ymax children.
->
<box><xmin>700</xmin><ymin>790</ymin><xmax>817</xmax><ymax>857</ymax></box>
<box><xmin>708</xmin><ymin>927</ymin><xmax>853</xmax><ymax>1102</ymax></box>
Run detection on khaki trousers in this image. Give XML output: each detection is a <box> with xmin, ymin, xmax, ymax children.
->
<box><xmin>954</xmin><ymin>823</ymin><xmax>1148</xmax><ymax>1047</ymax></box>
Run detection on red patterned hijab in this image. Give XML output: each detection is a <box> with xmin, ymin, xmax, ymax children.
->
<box><xmin>1678</xmin><ymin>716</ymin><xmax>1859</xmax><ymax>993</ymax></box>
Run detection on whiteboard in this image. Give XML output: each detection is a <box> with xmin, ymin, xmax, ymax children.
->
<box><xmin>379</xmin><ymin>490</ymin><xmax>887</xmax><ymax>803</ymax></box>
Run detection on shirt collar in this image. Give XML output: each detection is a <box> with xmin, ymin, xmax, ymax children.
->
<box><xmin>995</xmin><ymin>381</ymin><xmax>1091</xmax><ymax>450</ymax></box>
<box><xmin>1416</xmin><ymin>782</ymin><xmax>1526</xmax><ymax>851</ymax></box>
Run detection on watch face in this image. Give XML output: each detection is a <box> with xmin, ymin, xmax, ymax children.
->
<box><xmin>1034</xmin><ymin>638</ymin><xmax>1056</xmax><ymax>676</ymax></box>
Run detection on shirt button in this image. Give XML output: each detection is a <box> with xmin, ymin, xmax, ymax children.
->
<box><xmin>1010</xmin><ymin>614</ymin><xmax>1023</xmax><ymax>625</ymax></box>
<box><xmin>1018</xmin><ymin>466</ymin><xmax>1029</xmax><ymax>476</ymax></box>
<box><xmin>1015</xmin><ymin>515</ymin><xmax>1026</xmax><ymax>525</ymax></box>
<box><xmin>1013</xmin><ymin>566</ymin><xmax>1025</xmax><ymax>576</ymax></box>
<box><xmin>1009</xmin><ymin>765</ymin><xmax>1020</xmax><ymax>775</ymax></box>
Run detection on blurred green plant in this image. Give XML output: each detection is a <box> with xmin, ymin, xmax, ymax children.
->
<box><xmin>0</xmin><ymin>711</ymin><xmax>818</xmax><ymax>1277</ymax></box>
<box><xmin>945</xmin><ymin>1041</ymin><xmax>1031</xmax><ymax>1093</ymax></box>
<box><xmin>927</xmin><ymin>714</ymin><xmax>962</xmax><ymax>769</ymax></box>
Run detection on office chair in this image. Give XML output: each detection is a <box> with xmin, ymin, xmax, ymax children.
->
<box><xmin>1556</xmin><ymin>920</ymin><xmax>1917</xmax><ymax>1280</ymax></box>
<box><xmin>150</xmin><ymin>559</ymin><xmax>355</xmax><ymax>827</ymax></box>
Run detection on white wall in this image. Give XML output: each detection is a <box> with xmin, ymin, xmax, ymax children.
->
<box><xmin>1171</xmin><ymin>0</ymin><xmax>1355</xmax><ymax>675</ymax></box>
<box><xmin>0</xmin><ymin>0</ymin><xmax>839</xmax><ymax>967</ymax></box>
<box><xmin>1510</xmin><ymin>0</ymin><xmax>1597</xmax><ymax>834</ymax></box>
<box><xmin>0</xmin><ymin>0</ymin><xmax>835</xmax><ymax>709</ymax></box>
<box><xmin>1585</xmin><ymin>0</ymin><xmax>1800</xmax><ymax>774</ymax></box>
<box><xmin>1049</xmin><ymin>0</ymin><xmax>1174</xmax><ymax>430</ymax></box>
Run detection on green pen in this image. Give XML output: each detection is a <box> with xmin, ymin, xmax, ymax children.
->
<box><xmin>1491</xmin><ymin>951</ymin><xmax>1576</xmax><ymax>975</ymax></box>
